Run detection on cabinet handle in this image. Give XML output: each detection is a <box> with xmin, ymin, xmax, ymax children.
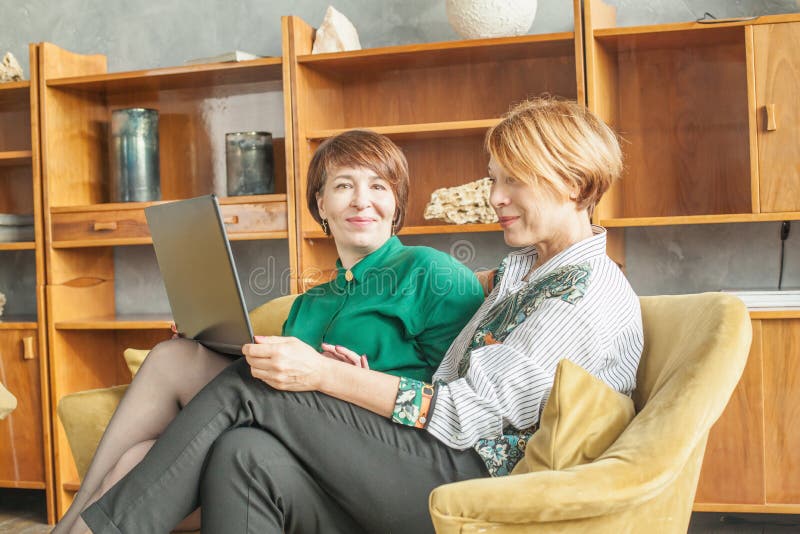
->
<box><xmin>223</xmin><ymin>215</ymin><xmax>239</xmax><ymax>225</ymax></box>
<box><xmin>93</xmin><ymin>221</ymin><xmax>118</xmax><ymax>232</ymax></box>
<box><xmin>766</xmin><ymin>104</ymin><xmax>778</xmax><ymax>131</ymax></box>
<box><xmin>22</xmin><ymin>336</ymin><xmax>36</xmax><ymax>360</ymax></box>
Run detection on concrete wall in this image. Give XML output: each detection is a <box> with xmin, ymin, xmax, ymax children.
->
<box><xmin>1</xmin><ymin>0</ymin><xmax>798</xmax><ymax>315</ymax></box>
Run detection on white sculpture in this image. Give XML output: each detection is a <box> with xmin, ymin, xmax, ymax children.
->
<box><xmin>312</xmin><ymin>6</ymin><xmax>362</xmax><ymax>54</ymax></box>
<box><xmin>424</xmin><ymin>177</ymin><xmax>499</xmax><ymax>225</ymax></box>
<box><xmin>0</xmin><ymin>291</ymin><xmax>5</xmax><ymax>317</ymax></box>
<box><xmin>446</xmin><ymin>0</ymin><xmax>538</xmax><ymax>39</ymax></box>
<box><xmin>0</xmin><ymin>52</ymin><xmax>24</xmax><ymax>82</ymax></box>
<box><xmin>0</xmin><ymin>380</ymin><xmax>17</xmax><ymax>420</ymax></box>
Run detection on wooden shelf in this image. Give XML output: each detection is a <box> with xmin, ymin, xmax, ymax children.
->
<box><xmin>0</xmin><ymin>480</ymin><xmax>47</xmax><ymax>490</ymax></box>
<box><xmin>0</xmin><ymin>81</ymin><xmax>30</xmax><ymax>108</ymax></box>
<box><xmin>46</xmin><ymin>57</ymin><xmax>283</xmax><ymax>93</ymax></box>
<box><xmin>600</xmin><ymin>212</ymin><xmax>800</xmax><ymax>228</ymax></box>
<box><xmin>0</xmin><ymin>241</ymin><xmax>35</xmax><ymax>251</ymax></box>
<box><xmin>52</xmin><ymin>231</ymin><xmax>288</xmax><ymax>248</ymax></box>
<box><xmin>55</xmin><ymin>314</ymin><xmax>173</xmax><ymax>330</ymax></box>
<box><xmin>50</xmin><ymin>194</ymin><xmax>289</xmax><ymax>248</ymax></box>
<box><xmin>50</xmin><ymin>194</ymin><xmax>288</xmax><ymax>214</ymax></box>
<box><xmin>749</xmin><ymin>309</ymin><xmax>800</xmax><ymax>320</ymax></box>
<box><xmin>304</xmin><ymin>222</ymin><xmax>501</xmax><ymax>239</ymax></box>
<box><xmin>694</xmin><ymin>502</ymin><xmax>800</xmax><ymax>514</ymax></box>
<box><xmin>0</xmin><ymin>150</ymin><xmax>33</xmax><ymax>166</ymax></box>
<box><xmin>297</xmin><ymin>32</ymin><xmax>575</xmax><ymax>74</ymax></box>
<box><xmin>0</xmin><ymin>316</ymin><xmax>38</xmax><ymax>329</ymax></box>
<box><xmin>307</xmin><ymin>119</ymin><xmax>500</xmax><ymax>142</ymax></box>
<box><xmin>594</xmin><ymin>12</ymin><xmax>800</xmax><ymax>39</ymax></box>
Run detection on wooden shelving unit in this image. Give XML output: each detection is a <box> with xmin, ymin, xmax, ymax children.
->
<box><xmin>285</xmin><ymin>2</ymin><xmax>586</xmax><ymax>290</ymax></box>
<box><xmin>38</xmin><ymin>18</ymin><xmax>298</xmax><ymax>517</ymax></box>
<box><xmin>585</xmin><ymin>0</ymin><xmax>800</xmax><ymax>514</ymax></box>
<box><xmin>0</xmin><ymin>45</ymin><xmax>55</xmax><ymax>522</ymax></box>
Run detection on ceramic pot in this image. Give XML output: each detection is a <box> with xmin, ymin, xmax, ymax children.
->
<box><xmin>446</xmin><ymin>0</ymin><xmax>538</xmax><ymax>39</ymax></box>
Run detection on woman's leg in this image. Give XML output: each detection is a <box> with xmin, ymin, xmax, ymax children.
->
<box><xmin>54</xmin><ymin>337</ymin><xmax>233</xmax><ymax>534</ymax></box>
<box><xmin>82</xmin><ymin>358</ymin><xmax>487</xmax><ymax>534</ymax></box>
<box><xmin>201</xmin><ymin>428</ymin><xmax>366</xmax><ymax>534</ymax></box>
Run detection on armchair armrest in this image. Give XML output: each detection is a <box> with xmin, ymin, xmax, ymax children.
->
<box><xmin>430</xmin><ymin>439</ymin><xmax>705</xmax><ymax>531</ymax></box>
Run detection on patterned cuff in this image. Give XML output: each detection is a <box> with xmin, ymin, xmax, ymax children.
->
<box><xmin>391</xmin><ymin>377</ymin><xmax>435</xmax><ymax>428</ymax></box>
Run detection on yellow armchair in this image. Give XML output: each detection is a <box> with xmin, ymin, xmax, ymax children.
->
<box><xmin>58</xmin><ymin>293</ymin><xmax>752</xmax><ymax>533</ymax></box>
<box><xmin>429</xmin><ymin>293</ymin><xmax>752</xmax><ymax>533</ymax></box>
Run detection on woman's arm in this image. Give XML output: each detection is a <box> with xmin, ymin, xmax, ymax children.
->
<box><xmin>244</xmin><ymin>335</ymin><xmax>400</xmax><ymax>417</ymax></box>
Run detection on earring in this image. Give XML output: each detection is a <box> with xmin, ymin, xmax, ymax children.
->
<box><xmin>321</xmin><ymin>218</ymin><xmax>330</xmax><ymax>235</ymax></box>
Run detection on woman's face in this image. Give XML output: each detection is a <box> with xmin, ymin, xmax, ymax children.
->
<box><xmin>317</xmin><ymin>165</ymin><xmax>397</xmax><ymax>259</ymax></box>
<box><xmin>488</xmin><ymin>156</ymin><xmax>580</xmax><ymax>249</ymax></box>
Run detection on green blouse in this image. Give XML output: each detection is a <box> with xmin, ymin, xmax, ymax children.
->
<box><xmin>282</xmin><ymin>236</ymin><xmax>484</xmax><ymax>382</ymax></box>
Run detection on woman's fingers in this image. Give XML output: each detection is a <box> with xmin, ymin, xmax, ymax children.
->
<box><xmin>320</xmin><ymin>350</ymin><xmax>350</xmax><ymax>363</ymax></box>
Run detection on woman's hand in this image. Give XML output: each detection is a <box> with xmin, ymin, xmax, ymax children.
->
<box><xmin>244</xmin><ymin>336</ymin><xmax>328</xmax><ymax>392</ymax></box>
<box><xmin>320</xmin><ymin>342</ymin><xmax>369</xmax><ymax>369</ymax></box>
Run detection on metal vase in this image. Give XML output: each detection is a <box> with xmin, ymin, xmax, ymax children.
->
<box><xmin>109</xmin><ymin>108</ymin><xmax>161</xmax><ymax>202</ymax></box>
<box><xmin>225</xmin><ymin>131</ymin><xmax>274</xmax><ymax>196</ymax></box>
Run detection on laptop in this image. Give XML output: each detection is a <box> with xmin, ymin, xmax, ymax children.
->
<box><xmin>145</xmin><ymin>194</ymin><xmax>254</xmax><ymax>356</ymax></box>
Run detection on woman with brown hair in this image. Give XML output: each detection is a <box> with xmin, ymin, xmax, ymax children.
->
<box><xmin>54</xmin><ymin>130</ymin><xmax>484</xmax><ymax>534</ymax></box>
<box><xmin>78</xmin><ymin>97</ymin><xmax>643</xmax><ymax>534</ymax></box>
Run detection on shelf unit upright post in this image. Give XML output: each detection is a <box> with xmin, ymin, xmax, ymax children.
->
<box><xmin>38</xmin><ymin>17</ymin><xmax>299</xmax><ymax>518</ymax></box>
<box><xmin>0</xmin><ymin>43</ymin><xmax>56</xmax><ymax>523</ymax></box>
<box><xmin>584</xmin><ymin>0</ymin><xmax>800</xmax><ymax>513</ymax></box>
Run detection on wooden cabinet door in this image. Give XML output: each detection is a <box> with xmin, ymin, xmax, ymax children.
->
<box><xmin>0</xmin><ymin>329</ymin><xmax>44</xmax><ymax>486</ymax></box>
<box><xmin>695</xmin><ymin>320</ymin><xmax>765</xmax><ymax>505</ymax></box>
<box><xmin>763</xmin><ymin>319</ymin><xmax>800</xmax><ymax>504</ymax></box>
<box><xmin>753</xmin><ymin>22</ymin><xmax>800</xmax><ymax>213</ymax></box>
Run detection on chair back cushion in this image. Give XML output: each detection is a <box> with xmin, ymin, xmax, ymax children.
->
<box><xmin>250</xmin><ymin>294</ymin><xmax>299</xmax><ymax>336</ymax></box>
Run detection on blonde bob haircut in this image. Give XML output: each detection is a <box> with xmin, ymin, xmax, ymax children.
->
<box><xmin>486</xmin><ymin>96</ymin><xmax>623</xmax><ymax>212</ymax></box>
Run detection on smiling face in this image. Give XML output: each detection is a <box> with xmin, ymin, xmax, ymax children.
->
<box><xmin>317</xmin><ymin>165</ymin><xmax>397</xmax><ymax>267</ymax></box>
<box><xmin>488</xmin><ymin>156</ymin><xmax>589</xmax><ymax>259</ymax></box>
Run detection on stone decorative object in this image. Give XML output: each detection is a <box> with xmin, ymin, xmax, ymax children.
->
<box><xmin>0</xmin><ymin>52</ymin><xmax>23</xmax><ymax>82</ymax></box>
<box><xmin>0</xmin><ymin>379</ymin><xmax>17</xmax><ymax>420</ymax></box>
<box><xmin>0</xmin><ymin>291</ymin><xmax>6</xmax><ymax>317</ymax></box>
<box><xmin>312</xmin><ymin>6</ymin><xmax>362</xmax><ymax>54</ymax></box>
<box><xmin>424</xmin><ymin>177</ymin><xmax>498</xmax><ymax>225</ymax></box>
<box><xmin>446</xmin><ymin>0</ymin><xmax>538</xmax><ymax>39</ymax></box>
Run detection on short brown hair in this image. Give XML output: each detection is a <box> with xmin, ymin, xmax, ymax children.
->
<box><xmin>486</xmin><ymin>96</ymin><xmax>622</xmax><ymax>212</ymax></box>
<box><xmin>306</xmin><ymin>130</ymin><xmax>409</xmax><ymax>232</ymax></box>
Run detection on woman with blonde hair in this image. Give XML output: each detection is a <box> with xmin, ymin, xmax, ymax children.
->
<box><xmin>80</xmin><ymin>97</ymin><xmax>642</xmax><ymax>534</ymax></box>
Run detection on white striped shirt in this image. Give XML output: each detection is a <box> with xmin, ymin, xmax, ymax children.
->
<box><xmin>427</xmin><ymin>226</ymin><xmax>643</xmax><ymax>451</ymax></box>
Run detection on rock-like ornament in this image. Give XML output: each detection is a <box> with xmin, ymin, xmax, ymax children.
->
<box><xmin>424</xmin><ymin>177</ymin><xmax>498</xmax><ymax>225</ymax></box>
<box><xmin>312</xmin><ymin>6</ymin><xmax>362</xmax><ymax>54</ymax></box>
<box><xmin>446</xmin><ymin>0</ymin><xmax>538</xmax><ymax>39</ymax></box>
<box><xmin>0</xmin><ymin>379</ymin><xmax>17</xmax><ymax>420</ymax></box>
<box><xmin>0</xmin><ymin>291</ymin><xmax>5</xmax><ymax>317</ymax></box>
<box><xmin>0</xmin><ymin>52</ymin><xmax>23</xmax><ymax>82</ymax></box>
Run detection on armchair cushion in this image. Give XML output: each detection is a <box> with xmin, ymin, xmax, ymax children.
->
<box><xmin>57</xmin><ymin>385</ymin><xmax>129</xmax><ymax>480</ymax></box>
<box><xmin>514</xmin><ymin>359</ymin><xmax>635</xmax><ymax>475</ymax></box>
<box><xmin>124</xmin><ymin>348</ymin><xmax>149</xmax><ymax>378</ymax></box>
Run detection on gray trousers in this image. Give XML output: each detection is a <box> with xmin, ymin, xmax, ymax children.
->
<box><xmin>82</xmin><ymin>358</ymin><xmax>488</xmax><ymax>534</ymax></box>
